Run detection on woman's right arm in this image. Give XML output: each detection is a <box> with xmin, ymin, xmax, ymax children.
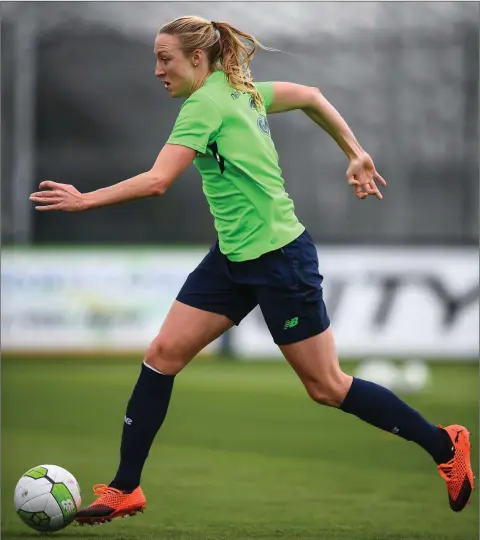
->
<box><xmin>267</xmin><ymin>82</ymin><xmax>386</xmax><ymax>200</ymax></box>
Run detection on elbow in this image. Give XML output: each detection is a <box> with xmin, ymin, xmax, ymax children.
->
<box><xmin>152</xmin><ymin>183</ymin><xmax>168</xmax><ymax>197</ymax></box>
<box><xmin>150</xmin><ymin>174</ymin><xmax>169</xmax><ymax>197</ymax></box>
<box><xmin>304</xmin><ymin>86</ymin><xmax>322</xmax><ymax>110</ymax></box>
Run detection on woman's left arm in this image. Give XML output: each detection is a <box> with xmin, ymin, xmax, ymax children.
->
<box><xmin>29</xmin><ymin>144</ymin><xmax>196</xmax><ymax>211</ymax></box>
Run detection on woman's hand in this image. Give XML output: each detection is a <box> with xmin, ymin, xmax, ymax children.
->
<box><xmin>346</xmin><ymin>153</ymin><xmax>387</xmax><ymax>200</ymax></box>
<box><xmin>30</xmin><ymin>181</ymin><xmax>88</xmax><ymax>212</ymax></box>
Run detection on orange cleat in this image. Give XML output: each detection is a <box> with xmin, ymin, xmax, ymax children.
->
<box><xmin>75</xmin><ymin>484</ymin><xmax>146</xmax><ymax>525</ymax></box>
<box><xmin>437</xmin><ymin>425</ymin><xmax>474</xmax><ymax>512</ymax></box>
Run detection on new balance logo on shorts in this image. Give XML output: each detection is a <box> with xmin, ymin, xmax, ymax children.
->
<box><xmin>284</xmin><ymin>317</ymin><xmax>299</xmax><ymax>330</ymax></box>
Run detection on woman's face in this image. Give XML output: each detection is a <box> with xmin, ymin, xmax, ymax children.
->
<box><xmin>154</xmin><ymin>33</ymin><xmax>198</xmax><ymax>98</ymax></box>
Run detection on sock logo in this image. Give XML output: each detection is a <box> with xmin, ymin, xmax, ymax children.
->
<box><xmin>124</xmin><ymin>416</ymin><xmax>133</xmax><ymax>426</ymax></box>
<box><xmin>391</xmin><ymin>426</ymin><xmax>400</xmax><ymax>434</ymax></box>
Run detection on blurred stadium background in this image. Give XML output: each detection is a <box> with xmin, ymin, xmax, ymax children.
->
<box><xmin>1</xmin><ymin>2</ymin><xmax>479</xmax><ymax>539</ymax></box>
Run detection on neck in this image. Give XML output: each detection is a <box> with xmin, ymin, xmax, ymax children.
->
<box><xmin>189</xmin><ymin>69</ymin><xmax>214</xmax><ymax>95</ymax></box>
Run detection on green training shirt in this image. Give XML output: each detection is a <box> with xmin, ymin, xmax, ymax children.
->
<box><xmin>167</xmin><ymin>70</ymin><xmax>305</xmax><ymax>262</ymax></box>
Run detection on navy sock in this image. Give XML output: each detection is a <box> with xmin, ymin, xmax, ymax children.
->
<box><xmin>110</xmin><ymin>362</ymin><xmax>175</xmax><ymax>492</ymax></box>
<box><xmin>340</xmin><ymin>377</ymin><xmax>454</xmax><ymax>465</ymax></box>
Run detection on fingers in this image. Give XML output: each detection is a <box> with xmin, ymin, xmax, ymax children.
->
<box><xmin>30</xmin><ymin>180</ymin><xmax>81</xmax><ymax>212</ymax></box>
<box><xmin>351</xmin><ymin>180</ymin><xmax>383</xmax><ymax>200</ymax></box>
<box><xmin>30</xmin><ymin>197</ymin><xmax>63</xmax><ymax>205</ymax></box>
<box><xmin>347</xmin><ymin>163</ymin><xmax>387</xmax><ymax>200</ymax></box>
<box><xmin>366</xmin><ymin>180</ymin><xmax>383</xmax><ymax>200</ymax></box>
<box><xmin>364</xmin><ymin>182</ymin><xmax>377</xmax><ymax>195</ymax></box>
<box><xmin>374</xmin><ymin>172</ymin><xmax>387</xmax><ymax>187</ymax></box>
<box><xmin>354</xmin><ymin>184</ymin><xmax>368</xmax><ymax>200</ymax></box>
<box><xmin>351</xmin><ymin>171</ymin><xmax>385</xmax><ymax>200</ymax></box>
<box><xmin>34</xmin><ymin>203</ymin><xmax>64</xmax><ymax>211</ymax></box>
<box><xmin>30</xmin><ymin>190</ymin><xmax>64</xmax><ymax>209</ymax></box>
<box><xmin>30</xmin><ymin>192</ymin><xmax>63</xmax><ymax>204</ymax></box>
<box><xmin>38</xmin><ymin>180</ymin><xmax>67</xmax><ymax>190</ymax></box>
<box><xmin>350</xmin><ymin>180</ymin><xmax>367</xmax><ymax>199</ymax></box>
<box><xmin>30</xmin><ymin>190</ymin><xmax>59</xmax><ymax>199</ymax></box>
<box><xmin>347</xmin><ymin>176</ymin><xmax>358</xmax><ymax>187</ymax></box>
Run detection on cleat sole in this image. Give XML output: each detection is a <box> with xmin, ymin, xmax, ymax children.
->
<box><xmin>75</xmin><ymin>505</ymin><xmax>146</xmax><ymax>525</ymax></box>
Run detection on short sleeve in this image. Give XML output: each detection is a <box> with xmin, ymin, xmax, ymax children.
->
<box><xmin>254</xmin><ymin>81</ymin><xmax>274</xmax><ymax>111</ymax></box>
<box><xmin>167</xmin><ymin>94</ymin><xmax>222</xmax><ymax>154</ymax></box>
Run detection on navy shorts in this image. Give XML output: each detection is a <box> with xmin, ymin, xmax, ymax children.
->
<box><xmin>176</xmin><ymin>230</ymin><xmax>330</xmax><ymax>345</ymax></box>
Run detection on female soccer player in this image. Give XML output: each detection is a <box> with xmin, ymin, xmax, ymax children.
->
<box><xmin>30</xmin><ymin>16</ymin><xmax>473</xmax><ymax>524</ymax></box>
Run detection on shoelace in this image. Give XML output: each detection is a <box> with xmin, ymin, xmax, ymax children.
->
<box><xmin>92</xmin><ymin>484</ymin><xmax>124</xmax><ymax>497</ymax></box>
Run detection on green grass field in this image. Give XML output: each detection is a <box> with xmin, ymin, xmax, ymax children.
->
<box><xmin>1</xmin><ymin>356</ymin><xmax>478</xmax><ymax>540</ymax></box>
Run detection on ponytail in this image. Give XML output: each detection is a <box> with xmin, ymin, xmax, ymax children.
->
<box><xmin>212</xmin><ymin>20</ymin><xmax>264</xmax><ymax>111</ymax></box>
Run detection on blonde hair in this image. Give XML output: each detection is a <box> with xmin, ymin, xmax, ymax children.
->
<box><xmin>159</xmin><ymin>16</ymin><xmax>268</xmax><ymax>111</ymax></box>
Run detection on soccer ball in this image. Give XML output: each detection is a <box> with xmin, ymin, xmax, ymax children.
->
<box><xmin>355</xmin><ymin>358</ymin><xmax>400</xmax><ymax>390</ymax></box>
<box><xmin>400</xmin><ymin>358</ymin><xmax>430</xmax><ymax>393</ymax></box>
<box><xmin>14</xmin><ymin>464</ymin><xmax>81</xmax><ymax>532</ymax></box>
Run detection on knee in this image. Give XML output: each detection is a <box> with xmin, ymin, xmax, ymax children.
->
<box><xmin>144</xmin><ymin>336</ymin><xmax>188</xmax><ymax>376</ymax></box>
<box><xmin>306</xmin><ymin>372</ymin><xmax>353</xmax><ymax>407</ymax></box>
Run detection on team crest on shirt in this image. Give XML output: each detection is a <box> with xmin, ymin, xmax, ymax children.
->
<box><xmin>231</xmin><ymin>90</ymin><xmax>247</xmax><ymax>100</ymax></box>
<box><xmin>257</xmin><ymin>115</ymin><xmax>271</xmax><ymax>136</ymax></box>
